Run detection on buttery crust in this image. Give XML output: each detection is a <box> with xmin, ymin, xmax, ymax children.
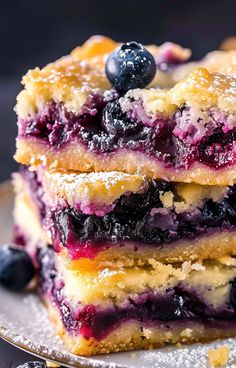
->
<box><xmin>46</xmin><ymin>300</ymin><xmax>236</xmax><ymax>356</ymax></box>
<box><xmin>172</xmin><ymin>49</ymin><xmax>236</xmax><ymax>84</ymax></box>
<box><xmin>15</xmin><ymin>138</ymin><xmax>236</xmax><ymax>185</ymax></box>
<box><xmin>125</xmin><ymin>68</ymin><xmax>236</xmax><ymax>116</ymax></box>
<box><xmin>37</xmin><ymin>167</ymin><xmax>227</xmax><ymax>210</ymax></box>
<box><xmin>40</xmin><ymin>168</ymin><xmax>145</xmax><ymax>209</ymax></box>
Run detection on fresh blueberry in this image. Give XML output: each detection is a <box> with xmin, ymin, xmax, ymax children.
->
<box><xmin>105</xmin><ymin>41</ymin><xmax>156</xmax><ymax>92</ymax></box>
<box><xmin>16</xmin><ymin>362</ymin><xmax>46</xmax><ymax>368</ymax></box>
<box><xmin>0</xmin><ymin>245</ymin><xmax>35</xmax><ymax>291</ymax></box>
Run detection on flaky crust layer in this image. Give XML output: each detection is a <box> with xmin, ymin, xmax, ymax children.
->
<box><xmin>46</xmin><ymin>300</ymin><xmax>236</xmax><ymax>356</ymax></box>
<box><xmin>15</xmin><ymin>138</ymin><xmax>236</xmax><ymax>185</ymax></box>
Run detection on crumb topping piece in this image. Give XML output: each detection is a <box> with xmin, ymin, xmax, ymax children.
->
<box><xmin>41</xmin><ymin>169</ymin><xmax>144</xmax><ymax>209</ymax></box>
<box><xmin>123</xmin><ymin>68</ymin><xmax>236</xmax><ymax>117</ymax></box>
<box><xmin>208</xmin><ymin>346</ymin><xmax>230</xmax><ymax>367</ymax></box>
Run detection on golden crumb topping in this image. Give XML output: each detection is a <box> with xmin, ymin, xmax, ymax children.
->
<box><xmin>15</xmin><ymin>35</ymin><xmax>190</xmax><ymax>118</ymax></box>
<box><xmin>123</xmin><ymin>68</ymin><xmax>236</xmax><ymax>116</ymax></box>
<box><xmin>39</xmin><ymin>168</ymin><xmax>229</xmax><ymax>211</ymax></box>
<box><xmin>40</xmin><ymin>169</ymin><xmax>145</xmax><ymax>209</ymax></box>
<box><xmin>173</xmin><ymin>183</ymin><xmax>228</xmax><ymax>213</ymax></box>
<box><xmin>58</xmin><ymin>255</ymin><xmax>236</xmax><ymax>305</ymax></box>
<box><xmin>220</xmin><ymin>36</ymin><xmax>236</xmax><ymax>51</ymax></box>
<box><xmin>173</xmin><ymin>49</ymin><xmax>236</xmax><ymax>84</ymax></box>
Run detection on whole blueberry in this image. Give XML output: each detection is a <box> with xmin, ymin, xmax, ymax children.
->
<box><xmin>105</xmin><ymin>41</ymin><xmax>156</xmax><ymax>92</ymax></box>
<box><xmin>0</xmin><ymin>244</ymin><xmax>35</xmax><ymax>291</ymax></box>
<box><xmin>17</xmin><ymin>362</ymin><xmax>46</xmax><ymax>368</ymax></box>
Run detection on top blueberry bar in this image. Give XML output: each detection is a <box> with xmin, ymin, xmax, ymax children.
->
<box><xmin>14</xmin><ymin>36</ymin><xmax>236</xmax><ymax>185</ymax></box>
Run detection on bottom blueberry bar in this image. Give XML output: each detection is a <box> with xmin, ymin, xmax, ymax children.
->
<box><xmin>37</xmin><ymin>246</ymin><xmax>236</xmax><ymax>356</ymax></box>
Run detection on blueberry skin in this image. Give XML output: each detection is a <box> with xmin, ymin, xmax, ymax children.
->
<box><xmin>17</xmin><ymin>362</ymin><xmax>46</xmax><ymax>368</ymax></box>
<box><xmin>105</xmin><ymin>41</ymin><xmax>156</xmax><ymax>92</ymax></box>
<box><xmin>0</xmin><ymin>245</ymin><xmax>35</xmax><ymax>291</ymax></box>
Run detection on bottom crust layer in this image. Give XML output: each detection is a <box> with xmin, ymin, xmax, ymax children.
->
<box><xmin>46</xmin><ymin>300</ymin><xmax>236</xmax><ymax>356</ymax></box>
<box><xmin>15</xmin><ymin>138</ymin><xmax>236</xmax><ymax>185</ymax></box>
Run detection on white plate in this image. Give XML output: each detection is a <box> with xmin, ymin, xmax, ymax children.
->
<box><xmin>1</xmin><ymin>181</ymin><xmax>236</xmax><ymax>368</ymax></box>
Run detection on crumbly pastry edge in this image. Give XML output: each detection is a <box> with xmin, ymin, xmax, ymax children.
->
<box><xmin>15</xmin><ymin>138</ymin><xmax>236</xmax><ymax>185</ymax></box>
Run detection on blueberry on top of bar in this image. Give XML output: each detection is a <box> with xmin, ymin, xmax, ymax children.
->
<box><xmin>105</xmin><ymin>41</ymin><xmax>156</xmax><ymax>92</ymax></box>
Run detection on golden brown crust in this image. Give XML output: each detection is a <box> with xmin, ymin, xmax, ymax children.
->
<box><xmin>37</xmin><ymin>167</ymin><xmax>227</xmax><ymax>210</ymax></box>
<box><xmin>15</xmin><ymin>138</ymin><xmax>236</xmax><ymax>185</ymax></box>
<box><xmin>126</xmin><ymin>68</ymin><xmax>236</xmax><ymax>116</ymax></box>
<box><xmin>173</xmin><ymin>49</ymin><xmax>236</xmax><ymax>84</ymax></box>
<box><xmin>46</xmin><ymin>301</ymin><xmax>236</xmax><ymax>356</ymax></box>
<box><xmin>40</xmin><ymin>168</ymin><xmax>145</xmax><ymax>209</ymax></box>
<box><xmin>220</xmin><ymin>36</ymin><xmax>236</xmax><ymax>51</ymax></box>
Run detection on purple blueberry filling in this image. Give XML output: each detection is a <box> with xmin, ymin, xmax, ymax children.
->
<box><xmin>38</xmin><ymin>247</ymin><xmax>236</xmax><ymax>341</ymax></box>
<box><xmin>52</xmin><ymin>181</ymin><xmax>236</xmax><ymax>258</ymax></box>
<box><xmin>18</xmin><ymin>97</ymin><xmax>236</xmax><ymax>170</ymax></box>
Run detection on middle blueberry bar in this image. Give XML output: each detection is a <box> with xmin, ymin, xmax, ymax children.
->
<box><xmin>13</xmin><ymin>167</ymin><xmax>236</xmax><ymax>268</ymax></box>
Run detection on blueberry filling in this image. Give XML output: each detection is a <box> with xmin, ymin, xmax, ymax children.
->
<box><xmin>53</xmin><ymin>181</ymin><xmax>236</xmax><ymax>253</ymax></box>
<box><xmin>198</xmin><ymin>130</ymin><xmax>236</xmax><ymax>168</ymax></box>
<box><xmin>19</xmin><ymin>97</ymin><xmax>236</xmax><ymax>170</ymax></box>
<box><xmin>38</xmin><ymin>247</ymin><xmax>236</xmax><ymax>341</ymax></box>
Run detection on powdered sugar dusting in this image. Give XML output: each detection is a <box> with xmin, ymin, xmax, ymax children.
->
<box><xmin>1</xmin><ymin>288</ymin><xmax>236</xmax><ymax>367</ymax></box>
<box><xmin>42</xmin><ymin>169</ymin><xmax>144</xmax><ymax>214</ymax></box>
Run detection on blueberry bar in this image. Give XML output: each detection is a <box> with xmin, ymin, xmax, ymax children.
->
<box><xmin>13</xmin><ymin>167</ymin><xmax>236</xmax><ymax>268</ymax></box>
<box><xmin>14</xmin><ymin>39</ymin><xmax>236</xmax><ymax>185</ymax></box>
<box><xmin>38</xmin><ymin>246</ymin><xmax>236</xmax><ymax>355</ymax></box>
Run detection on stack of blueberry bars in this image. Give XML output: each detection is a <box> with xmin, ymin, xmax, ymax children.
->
<box><xmin>9</xmin><ymin>35</ymin><xmax>236</xmax><ymax>355</ymax></box>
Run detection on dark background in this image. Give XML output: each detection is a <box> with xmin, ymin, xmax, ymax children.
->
<box><xmin>1</xmin><ymin>0</ymin><xmax>236</xmax><ymax>364</ymax></box>
<box><xmin>1</xmin><ymin>0</ymin><xmax>236</xmax><ymax>181</ymax></box>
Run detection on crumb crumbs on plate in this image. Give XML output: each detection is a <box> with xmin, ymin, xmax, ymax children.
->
<box><xmin>46</xmin><ymin>362</ymin><xmax>61</xmax><ymax>367</ymax></box>
<box><xmin>175</xmin><ymin>342</ymin><xmax>182</xmax><ymax>348</ymax></box>
<box><xmin>208</xmin><ymin>346</ymin><xmax>230</xmax><ymax>367</ymax></box>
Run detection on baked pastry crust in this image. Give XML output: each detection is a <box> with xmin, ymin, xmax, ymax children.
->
<box><xmin>15</xmin><ymin>139</ymin><xmax>236</xmax><ymax>185</ymax></box>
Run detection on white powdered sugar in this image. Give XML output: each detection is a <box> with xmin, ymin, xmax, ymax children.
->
<box><xmin>1</xmin><ymin>288</ymin><xmax>236</xmax><ymax>367</ymax></box>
